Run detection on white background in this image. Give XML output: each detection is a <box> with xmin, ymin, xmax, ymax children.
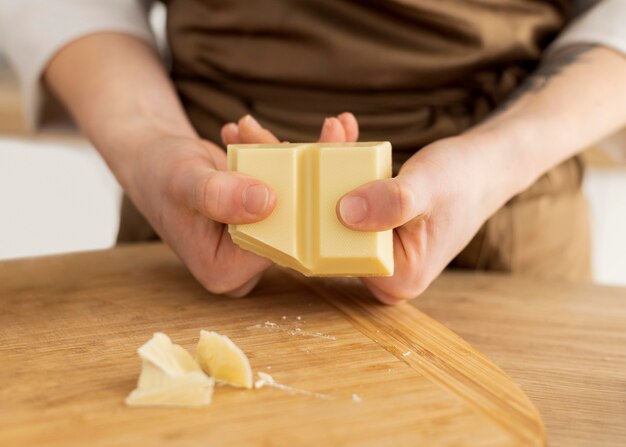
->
<box><xmin>0</xmin><ymin>136</ymin><xmax>121</xmax><ymax>259</ymax></box>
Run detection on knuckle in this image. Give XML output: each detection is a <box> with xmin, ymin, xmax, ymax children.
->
<box><xmin>206</xmin><ymin>282</ymin><xmax>233</xmax><ymax>295</ymax></box>
<box><xmin>199</xmin><ymin>269</ymin><xmax>239</xmax><ymax>295</ymax></box>
<box><xmin>404</xmin><ymin>275</ymin><xmax>430</xmax><ymax>299</ymax></box>
<box><xmin>199</xmin><ymin>172</ymin><xmax>224</xmax><ymax>217</ymax></box>
<box><xmin>165</xmin><ymin>160</ymin><xmax>190</xmax><ymax>201</ymax></box>
<box><xmin>386</xmin><ymin>271</ymin><xmax>429</xmax><ymax>302</ymax></box>
<box><xmin>389</xmin><ymin>282</ymin><xmax>426</xmax><ymax>302</ymax></box>
<box><xmin>406</xmin><ymin>281</ymin><xmax>429</xmax><ymax>300</ymax></box>
<box><xmin>391</xmin><ymin>180</ymin><xmax>415</xmax><ymax>221</ymax></box>
<box><xmin>388</xmin><ymin>288</ymin><xmax>416</xmax><ymax>302</ymax></box>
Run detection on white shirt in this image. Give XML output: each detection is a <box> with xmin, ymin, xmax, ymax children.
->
<box><xmin>1</xmin><ymin>0</ymin><xmax>625</xmax><ymax>130</ymax></box>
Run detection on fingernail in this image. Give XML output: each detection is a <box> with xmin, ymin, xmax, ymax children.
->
<box><xmin>339</xmin><ymin>196</ymin><xmax>368</xmax><ymax>224</ymax></box>
<box><xmin>244</xmin><ymin>115</ymin><xmax>261</xmax><ymax>129</ymax></box>
<box><xmin>243</xmin><ymin>184</ymin><xmax>269</xmax><ymax>214</ymax></box>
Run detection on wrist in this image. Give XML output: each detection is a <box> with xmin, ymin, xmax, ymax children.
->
<box><xmin>92</xmin><ymin>113</ymin><xmax>199</xmax><ymax>193</ymax></box>
<box><xmin>461</xmin><ymin>116</ymin><xmax>543</xmax><ymax>206</ymax></box>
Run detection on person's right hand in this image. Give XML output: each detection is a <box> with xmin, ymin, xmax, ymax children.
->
<box><xmin>124</xmin><ymin>124</ymin><xmax>272</xmax><ymax>297</ymax></box>
<box><xmin>125</xmin><ymin>114</ymin><xmax>357</xmax><ymax>297</ymax></box>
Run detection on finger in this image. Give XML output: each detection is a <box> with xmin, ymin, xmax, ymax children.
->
<box><xmin>215</xmin><ymin>232</ymin><xmax>272</xmax><ymax>296</ymax></box>
<box><xmin>362</xmin><ymin>263</ymin><xmax>433</xmax><ymax>303</ymax></box>
<box><xmin>172</xmin><ymin>165</ymin><xmax>276</xmax><ymax>224</ymax></box>
<box><xmin>238</xmin><ymin>115</ymin><xmax>281</xmax><ymax>144</ymax></box>
<box><xmin>361</xmin><ymin>223</ymin><xmax>435</xmax><ymax>302</ymax></box>
<box><xmin>319</xmin><ymin>117</ymin><xmax>347</xmax><ymax>142</ymax></box>
<box><xmin>336</xmin><ymin>175</ymin><xmax>430</xmax><ymax>231</ymax></box>
<box><xmin>362</xmin><ymin>278</ymin><xmax>406</xmax><ymax>305</ymax></box>
<box><xmin>221</xmin><ymin>122</ymin><xmax>240</xmax><ymax>146</ymax></box>
<box><xmin>189</xmin><ymin>229</ymin><xmax>273</xmax><ymax>295</ymax></box>
<box><xmin>197</xmin><ymin>139</ymin><xmax>228</xmax><ymax>170</ymax></box>
<box><xmin>223</xmin><ymin>272</ymin><xmax>264</xmax><ymax>298</ymax></box>
<box><xmin>338</xmin><ymin>112</ymin><xmax>359</xmax><ymax>142</ymax></box>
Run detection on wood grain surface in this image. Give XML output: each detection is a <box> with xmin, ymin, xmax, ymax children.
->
<box><xmin>0</xmin><ymin>244</ymin><xmax>544</xmax><ymax>447</ymax></box>
<box><xmin>415</xmin><ymin>273</ymin><xmax>626</xmax><ymax>447</ymax></box>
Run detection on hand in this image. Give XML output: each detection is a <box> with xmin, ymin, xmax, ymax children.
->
<box><xmin>337</xmin><ymin>135</ymin><xmax>503</xmax><ymax>304</ymax></box>
<box><xmin>124</xmin><ymin>125</ymin><xmax>280</xmax><ymax>297</ymax></box>
<box><xmin>126</xmin><ymin>114</ymin><xmax>357</xmax><ymax>298</ymax></box>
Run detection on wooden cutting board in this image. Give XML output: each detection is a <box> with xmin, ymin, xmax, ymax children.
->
<box><xmin>0</xmin><ymin>244</ymin><xmax>545</xmax><ymax>446</ymax></box>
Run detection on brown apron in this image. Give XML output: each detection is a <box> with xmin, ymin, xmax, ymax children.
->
<box><xmin>119</xmin><ymin>0</ymin><xmax>591</xmax><ymax>281</ymax></box>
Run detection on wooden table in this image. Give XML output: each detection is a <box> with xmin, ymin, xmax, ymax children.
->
<box><xmin>1</xmin><ymin>243</ymin><xmax>624</xmax><ymax>446</ymax></box>
<box><xmin>417</xmin><ymin>272</ymin><xmax>626</xmax><ymax>446</ymax></box>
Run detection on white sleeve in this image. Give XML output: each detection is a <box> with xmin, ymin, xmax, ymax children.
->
<box><xmin>0</xmin><ymin>0</ymin><xmax>156</xmax><ymax>130</ymax></box>
<box><xmin>549</xmin><ymin>0</ymin><xmax>626</xmax><ymax>56</ymax></box>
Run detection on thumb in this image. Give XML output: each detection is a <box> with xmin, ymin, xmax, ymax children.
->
<box><xmin>172</xmin><ymin>164</ymin><xmax>276</xmax><ymax>224</ymax></box>
<box><xmin>336</xmin><ymin>173</ymin><xmax>430</xmax><ymax>231</ymax></box>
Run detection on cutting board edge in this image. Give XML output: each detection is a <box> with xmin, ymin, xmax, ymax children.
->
<box><xmin>292</xmin><ymin>272</ymin><xmax>547</xmax><ymax>447</ymax></box>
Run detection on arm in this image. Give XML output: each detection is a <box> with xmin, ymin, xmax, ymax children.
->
<box><xmin>45</xmin><ymin>33</ymin><xmax>195</xmax><ymax>189</ymax></box>
<box><xmin>216</xmin><ymin>42</ymin><xmax>626</xmax><ymax>303</ymax></box>
<box><xmin>0</xmin><ymin>0</ymin><xmax>155</xmax><ymax>128</ymax></box>
<box><xmin>45</xmin><ymin>33</ymin><xmax>278</xmax><ymax>295</ymax></box>
<box><xmin>337</xmin><ymin>44</ymin><xmax>626</xmax><ymax>302</ymax></box>
<box><xmin>45</xmin><ymin>32</ymin><xmax>358</xmax><ymax>296</ymax></box>
<box><xmin>472</xmin><ymin>44</ymin><xmax>626</xmax><ymax>201</ymax></box>
<box><xmin>1</xmin><ymin>2</ymin><xmax>280</xmax><ymax>294</ymax></box>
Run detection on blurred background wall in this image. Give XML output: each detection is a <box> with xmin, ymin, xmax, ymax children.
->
<box><xmin>1</xmin><ymin>4</ymin><xmax>625</xmax><ymax>285</ymax></box>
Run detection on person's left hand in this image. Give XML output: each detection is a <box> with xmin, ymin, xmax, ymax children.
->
<box><xmin>335</xmin><ymin>134</ymin><xmax>503</xmax><ymax>304</ymax></box>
